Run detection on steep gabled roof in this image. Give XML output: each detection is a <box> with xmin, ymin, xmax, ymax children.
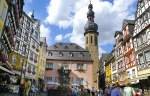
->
<box><xmin>122</xmin><ymin>19</ymin><xmax>135</xmax><ymax>30</ymax></box>
<box><xmin>47</xmin><ymin>42</ymin><xmax>92</xmax><ymax>62</ymax></box>
<box><xmin>114</xmin><ymin>31</ymin><xmax>122</xmax><ymax>37</ymax></box>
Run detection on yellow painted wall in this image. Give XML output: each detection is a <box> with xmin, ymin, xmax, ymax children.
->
<box><xmin>105</xmin><ymin>64</ymin><xmax>112</xmax><ymax>85</ymax></box>
<box><xmin>9</xmin><ymin>51</ymin><xmax>27</xmax><ymax>71</ymax></box>
<box><xmin>138</xmin><ymin>68</ymin><xmax>150</xmax><ymax>78</ymax></box>
<box><xmin>36</xmin><ymin>44</ymin><xmax>46</xmax><ymax>80</ymax></box>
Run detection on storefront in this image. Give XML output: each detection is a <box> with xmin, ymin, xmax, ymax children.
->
<box><xmin>0</xmin><ymin>61</ymin><xmax>20</xmax><ymax>94</ymax></box>
<box><xmin>137</xmin><ymin>76</ymin><xmax>150</xmax><ymax>96</ymax></box>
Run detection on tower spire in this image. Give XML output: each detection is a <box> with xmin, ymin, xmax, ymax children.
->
<box><xmin>84</xmin><ymin>1</ymin><xmax>98</xmax><ymax>33</ymax></box>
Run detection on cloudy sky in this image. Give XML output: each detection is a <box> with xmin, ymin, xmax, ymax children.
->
<box><xmin>24</xmin><ymin>0</ymin><xmax>137</xmax><ymax>55</ymax></box>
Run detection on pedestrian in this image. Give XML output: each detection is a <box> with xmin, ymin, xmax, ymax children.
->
<box><xmin>98</xmin><ymin>88</ymin><xmax>103</xmax><ymax>96</ymax></box>
<box><xmin>104</xmin><ymin>85</ymin><xmax>111</xmax><ymax>96</ymax></box>
<box><xmin>18</xmin><ymin>78</ymin><xmax>25</xmax><ymax>96</ymax></box>
<box><xmin>111</xmin><ymin>83</ymin><xmax>122</xmax><ymax>96</ymax></box>
<box><xmin>134</xmin><ymin>89</ymin><xmax>142</xmax><ymax>96</ymax></box>
<box><xmin>24</xmin><ymin>79</ymin><xmax>31</xmax><ymax>96</ymax></box>
<box><xmin>71</xmin><ymin>86</ymin><xmax>77</xmax><ymax>96</ymax></box>
<box><xmin>123</xmin><ymin>83</ymin><xmax>135</xmax><ymax>96</ymax></box>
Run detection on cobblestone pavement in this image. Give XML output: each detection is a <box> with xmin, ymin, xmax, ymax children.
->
<box><xmin>0</xmin><ymin>92</ymin><xmax>47</xmax><ymax>96</ymax></box>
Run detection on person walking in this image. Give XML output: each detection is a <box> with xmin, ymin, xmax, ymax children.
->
<box><xmin>104</xmin><ymin>86</ymin><xmax>111</xmax><ymax>96</ymax></box>
<box><xmin>98</xmin><ymin>88</ymin><xmax>103</xmax><ymax>96</ymax></box>
<box><xmin>24</xmin><ymin>79</ymin><xmax>31</xmax><ymax>96</ymax></box>
<box><xmin>111</xmin><ymin>83</ymin><xmax>122</xmax><ymax>96</ymax></box>
<box><xmin>18</xmin><ymin>78</ymin><xmax>24</xmax><ymax>96</ymax></box>
<box><xmin>134</xmin><ymin>89</ymin><xmax>142</xmax><ymax>96</ymax></box>
<box><xmin>123</xmin><ymin>83</ymin><xmax>135</xmax><ymax>96</ymax></box>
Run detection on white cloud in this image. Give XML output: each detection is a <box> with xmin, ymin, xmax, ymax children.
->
<box><xmin>27</xmin><ymin>11</ymin><xmax>32</xmax><ymax>17</ymax></box>
<box><xmin>26</xmin><ymin>0</ymin><xmax>32</xmax><ymax>3</ymax></box>
<box><xmin>40</xmin><ymin>24</ymin><xmax>51</xmax><ymax>39</ymax></box>
<box><xmin>45</xmin><ymin>0</ymin><xmax>76</xmax><ymax>28</ymax></box>
<box><xmin>45</xmin><ymin>0</ymin><xmax>136</xmax><ymax>51</ymax></box>
<box><xmin>99</xmin><ymin>47</ymin><xmax>107</xmax><ymax>58</ymax></box>
<box><xmin>55</xmin><ymin>34</ymin><xmax>63</xmax><ymax>42</ymax></box>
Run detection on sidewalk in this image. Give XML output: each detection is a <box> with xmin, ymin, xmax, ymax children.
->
<box><xmin>0</xmin><ymin>92</ymin><xmax>47</xmax><ymax>96</ymax></box>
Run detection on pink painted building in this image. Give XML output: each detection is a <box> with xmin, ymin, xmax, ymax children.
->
<box><xmin>45</xmin><ymin>43</ymin><xmax>94</xmax><ymax>89</ymax></box>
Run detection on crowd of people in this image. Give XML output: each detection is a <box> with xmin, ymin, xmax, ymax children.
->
<box><xmin>71</xmin><ymin>83</ymin><xmax>143</xmax><ymax>96</ymax></box>
<box><xmin>99</xmin><ymin>83</ymin><xmax>143</xmax><ymax>96</ymax></box>
<box><xmin>19</xmin><ymin>78</ymin><xmax>40</xmax><ymax>96</ymax></box>
<box><xmin>71</xmin><ymin>86</ymin><xmax>97</xmax><ymax>96</ymax></box>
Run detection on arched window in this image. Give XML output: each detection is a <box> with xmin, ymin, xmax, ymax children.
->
<box><xmin>95</xmin><ymin>36</ymin><xmax>97</xmax><ymax>46</ymax></box>
<box><xmin>90</xmin><ymin>35</ymin><xmax>93</xmax><ymax>44</ymax></box>
<box><xmin>86</xmin><ymin>37</ymin><xmax>88</xmax><ymax>44</ymax></box>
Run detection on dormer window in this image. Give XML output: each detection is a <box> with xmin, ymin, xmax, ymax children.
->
<box><xmin>48</xmin><ymin>51</ymin><xmax>53</xmax><ymax>56</ymax></box>
<box><xmin>59</xmin><ymin>52</ymin><xmax>63</xmax><ymax>56</ymax></box>
<box><xmin>64</xmin><ymin>45</ymin><xmax>68</xmax><ymax>49</ymax></box>
<box><xmin>69</xmin><ymin>52</ymin><xmax>73</xmax><ymax>57</ymax></box>
<box><xmin>80</xmin><ymin>52</ymin><xmax>84</xmax><ymax>57</ymax></box>
<box><xmin>54</xmin><ymin>45</ymin><xmax>57</xmax><ymax>48</ymax></box>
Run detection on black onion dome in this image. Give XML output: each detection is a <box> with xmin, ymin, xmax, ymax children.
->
<box><xmin>87</xmin><ymin>10</ymin><xmax>94</xmax><ymax>17</ymax></box>
<box><xmin>88</xmin><ymin>3</ymin><xmax>93</xmax><ymax>9</ymax></box>
<box><xmin>87</xmin><ymin>3</ymin><xmax>94</xmax><ymax>17</ymax></box>
<box><xmin>84</xmin><ymin>21</ymin><xmax>98</xmax><ymax>32</ymax></box>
